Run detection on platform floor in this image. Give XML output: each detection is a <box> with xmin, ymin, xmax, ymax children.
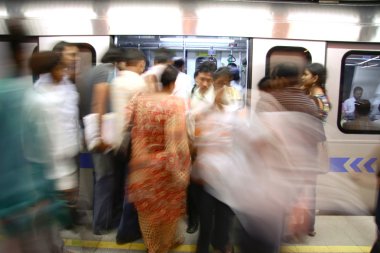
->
<box><xmin>62</xmin><ymin>215</ymin><xmax>377</xmax><ymax>253</ymax></box>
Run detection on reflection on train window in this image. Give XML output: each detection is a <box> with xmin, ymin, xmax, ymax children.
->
<box><xmin>339</xmin><ymin>51</ymin><xmax>380</xmax><ymax>134</ymax></box>
<box><xmin>265</xmin><ymin>46</ymin><xmax>312</xmax><ymax>77</ymax></box>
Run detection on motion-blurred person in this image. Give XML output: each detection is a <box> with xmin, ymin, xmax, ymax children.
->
<box><xmin>268</xmin><ymin>62</ymin><xmax>325</xmax><ymax>238</ymax></box>
<box><xmin>83</xmin><ymin>47</ymin><xmax>124</xmax><ymax>235</ymax></box>
<box><xmin>31</xmin><ymin>51</ymin><xmax>81</xmax><ymax>229</ymax></box>
<box><xmin>125</xmin><ymin>65</ymin><xmax>190</xmax><ymax>253</ymax></box>
<box><xmin>342</xmin><ymin>86</ymin><xmax>364</xmax><ymax>120</ymax></box>
<box><xmin>227</xmin><ymin>62</ymin><xmax>244</xmax><ymax>104</ymax></box>
<box><xmin>143</xmin><ymin>47</ymin><xmax>174</xmax><ymax>92</ymax></box>
<box><xmin>269</xmin><ymin>62</ymin><xmax>322</xmax><ymax>120</ymax></box>
<box><xmin>192</xmin><ymin>67</ymin><xmax>235</xmax><ymax>253</ymax></box>
<box><xmin>301</xmin><ymin>63</ymin><xmax>331</xmax><ymax>121</ymax></box>
<box><xmin>0</xmin><ymin>20</ymin><xmax>68</xmax><ymax>253</ymax></box>
<box><xmin>186</xmin><ymin>61</ymin><xmax>217</xmax><ymax>235</ymax></box>
<box><xmin>172</xmin><ymin>57</ymin><xmax>193</xmax><ymax>100</ymax></box>
<box><xmin>196</xmin><ymin>88</ymin><xmax>326</xmax><ymax>253</ymax></box>
<box><xmin>53</xmin><ymin>41</ymin><xmax>79</xmax><ymax>83</ymax></box>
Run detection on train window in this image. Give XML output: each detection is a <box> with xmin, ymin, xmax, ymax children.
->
<box><xmin>114</xmin><ymin>35</ymin><xmax>249</xmax><ymax>91</ymax></box>
<box><xmin>265</xmin><ymin>46</ymin><xmax>312</xmax><ymax>77</ymax></box>
<box><xmin>338</xmin><ymin>51</ymin><xmax>380</xmax><ymax>134</ymax></box>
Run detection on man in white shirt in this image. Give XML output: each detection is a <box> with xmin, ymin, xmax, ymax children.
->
<box><xmin>172</xmin><ymin>57</ymin><xmax>193</xmax><ymax>100</ymax></box>
<box><xmin>111</xmin><ymin>48</ymin><xmax>147</xmax><ymax>150</ymax></box>
<box><xmin>342</xmin><ymin>86</ymin><xmax>363</xmax><ymax>120</ymax></box>
<box><xmin>142</xmin><ymin>47</ymin><xmax>174</xmax><ymax>92</ymax></box>
<box><xmin>186</xmin><ymin>61</ymin><xmax>217</xmax><ymax>235</ymax></box>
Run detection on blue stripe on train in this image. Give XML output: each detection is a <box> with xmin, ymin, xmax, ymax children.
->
<box><xmin>329</xmin><ymin>157</ymin><xmax>376</xmax><ymax>173</ymax></box>
<box><xmin>79</xmin><ymin>153</ymin><xmax>377</xmax><ymax>173</ymax></box>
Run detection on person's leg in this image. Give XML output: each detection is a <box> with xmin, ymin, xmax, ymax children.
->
<box><xmin>212</xmin><ymin>200</ymin><xmax>234</xmax><ymax>253</ymax></box>
<box><xmin>187</xmin><ymin>182</ymin><xmax>201</xmax><ymax>233</ymax></box>
<box><xmin>196</xmin><ymin>187</ymin><xmax>215</xmax><ymax>253</ymax></box>
<box><xmin>116</xmin><ymin>197</ymin><xmax>141</xmax><ymax>244</ymax></box>
<box><xmin>92</xmin><ymin>152</ymin><xmax>116</xmax><ymax>234</ymax></box>
<box><xmin>112</xmin><ymin>153</ymin><xmax>127</xmax><ymax>223</ymax></box>
<box><xmin>305</xmin><ymin>176</ymin><xmax>317</xmax><ymax>236</ymax></box>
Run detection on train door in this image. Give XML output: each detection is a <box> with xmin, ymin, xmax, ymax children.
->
<box><xmin>320</xmin><ymin>42</ymin><xmax>380</xmax><ymax>214</ymax></box>
<box><xmin>39</xmin><ymin>36</ymin><xmax>111</xmax><ymax>210</ymax></box>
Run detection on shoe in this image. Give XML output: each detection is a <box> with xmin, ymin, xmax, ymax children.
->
<box><xmin>186</xmin><ymin>222</ymin><xmax>198</xmax><ymax>234</ymax></box>
<box><xmin>116</xmin><ymin>231</ymin><xmax>142</xmax><ymax>244</ymax></box>
<box><xmin>308</xmin><ymin>231</ymin><xmax>316</xmax><ymax>237</ymax></box>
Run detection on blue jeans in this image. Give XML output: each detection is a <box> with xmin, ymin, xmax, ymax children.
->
<box><xmin>92</xmin><ymin>152</ymin><xmax>121</xmax><ymax>234</ymax></box>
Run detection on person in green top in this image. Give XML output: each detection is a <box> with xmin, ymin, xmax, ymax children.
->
<box><xmin>0</xmin><ymin>19</ymin><xmax>69</xmax><ymax>253</ymax></box>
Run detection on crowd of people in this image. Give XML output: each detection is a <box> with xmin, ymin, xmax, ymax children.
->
<box><xmin>2</xmin><ymin>22</ymin><xmax>380</xmax><ymax>253</ymax></box>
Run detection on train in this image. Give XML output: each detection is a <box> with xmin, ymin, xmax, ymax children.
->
<box><xmin>1</xmin><ymin>0</ymin><xmax>380</xmax><ymax>214</ymax></box>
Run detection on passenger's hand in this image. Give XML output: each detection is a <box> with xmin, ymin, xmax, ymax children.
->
<box><xmin>94</xmin><ymin>141</ymin><xmax>112</xmax><ymax>153</ymax></box>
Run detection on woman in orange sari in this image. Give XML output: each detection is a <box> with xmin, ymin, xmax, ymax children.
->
<box><xmin>125</xmin><ymin>65</ymin><xmax>191</xmax><ymax>253</ymax></box>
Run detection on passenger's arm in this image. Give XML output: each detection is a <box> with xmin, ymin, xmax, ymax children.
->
<box><xmin>91</xmin><ymin>82</ymin><xmax>111</xmax><ymax>151</ymax></box>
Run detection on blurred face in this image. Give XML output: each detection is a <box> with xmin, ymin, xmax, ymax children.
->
<box><xmin>136</xmin><ymin>60</ymin><xmax>146</xmax><ymax>75</ymax></box>
<box><xmin>213</xmin><ymin>75</ymin><xmax>231</xmax><ymax>91</ymax></box>
<box><xmin>301</xmin><ymin>69</ymin><xmax>317</xmax><ymax>89</ymax></box>
<box><xmin>354</xmin><ymin>89</ymin><xmax>363</xmax><ymax>101</ymax></box>
<box><xmin>195</xmin><ymin>72</ymin><xmax>213</xmax><ymax>94</ymax></box>
<box><xmin>51</xmin><ymin>64</ymin><xmax>65</xmax><ymax>84</ymax></box>
<box><xmin>62</xmin><ymin>45</ymin><xmax>79</xmax><ymax>68</ymax></box>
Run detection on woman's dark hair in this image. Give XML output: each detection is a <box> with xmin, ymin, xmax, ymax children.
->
<box><xmin>173</xmin><ymin>58</ymin><xmax>185</xmax><ymax>69</ymax></box>
<box><xmin>355</xmin><ymin>99</ymin><xmax>371</xmax><ymax>116</ymax></box>
<box><xmin>305</xmin><ymin>63</ymin><xmax>327</xmax><ymax>88</ymax></box>
<box><xmin>29</xmin><ymin>51</ymin><xmax>62</xmax><ymax>75</ymax></box>
<box><xmin>161</xmin><ymin>65</ymin><xmax>179</xmax><ymax>87</ymax></box>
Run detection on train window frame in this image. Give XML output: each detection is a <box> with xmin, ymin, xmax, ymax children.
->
<box><xmin>265</xmin><ymin>46</ymin><xmax>312</xmax><ymax>77</ymax></box>
<box><xmin>338</xmin><ymin>50</ymin><xmax>380</xmax><ymax>134</ymax></box>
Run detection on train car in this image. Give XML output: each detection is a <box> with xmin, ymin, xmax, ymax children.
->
<box><xmin>1</xmin><ymin>0</ymin><xmax>380</xmax><ymax>217</ymax></box>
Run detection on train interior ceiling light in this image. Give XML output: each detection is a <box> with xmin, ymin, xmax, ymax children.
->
<box><xmin>116</xmin><ymin>36</ymin><xmax>248</xmax><ymax>50</ymax></box>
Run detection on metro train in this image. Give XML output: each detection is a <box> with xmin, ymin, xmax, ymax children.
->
<box><xmin>1</xmin><ymin>0</ymin><xmax>380</xmax><ymax>214</ymax></box>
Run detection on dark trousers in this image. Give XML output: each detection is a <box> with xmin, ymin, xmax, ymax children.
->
<box><xmin>196</xmin><ymin>187</ymin><xmax>234</xmax><ymax>253</ymax></box>
<box><xmin>92</xmin><ymin>152</ymin><xmax>124</xmax><ymax>233</ymax></box>
<box><xmin>187</xmin><ymin>182</ymin><xmax>202</xmax><ymax>228</ymax></box>
<box><xmin>116</xmin><ymin>162</ymin><xmax>142</xmax><ymax>243</ymax></box>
